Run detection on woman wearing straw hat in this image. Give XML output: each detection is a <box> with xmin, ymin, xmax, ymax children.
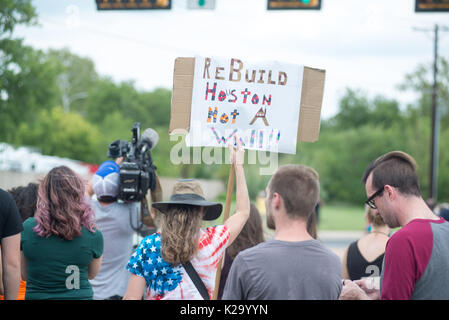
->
<box><xmin>123</xmin><ymin>140</ymin><xmax>250</xmax><ymax>300</ymax></box>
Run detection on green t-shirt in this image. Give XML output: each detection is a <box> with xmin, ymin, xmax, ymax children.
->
<box><xmin>21</xmin><ymin>217</ymin><xmax>103</xmax><ymax>300</ymax></box>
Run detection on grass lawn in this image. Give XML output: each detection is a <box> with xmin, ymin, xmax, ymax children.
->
<box><xmin>318</xmin><ymin>204</ymin><xmax>367</xmax><ymax>231</ymax></box>
<box><xmin>205</xmin><ymin>198</ymin><xmax>368</xmax><ymax>232</ymax></box>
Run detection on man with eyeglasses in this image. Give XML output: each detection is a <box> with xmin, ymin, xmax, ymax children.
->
<box><xmin>340</xmin><ymin>151</ymin><xmax>449</xmax><ymax>300</ymax></box>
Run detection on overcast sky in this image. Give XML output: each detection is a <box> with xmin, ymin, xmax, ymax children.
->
<box><xmin>14</xmin><ymin>0</ymin><xmax>449</xmax><ymax>119</ymax></box>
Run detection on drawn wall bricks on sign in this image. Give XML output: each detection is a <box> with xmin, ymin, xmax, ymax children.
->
<box><xmin>249</xmin><ymin>108</ymin><xmax>269</xmax><ymax>126</ymax></box>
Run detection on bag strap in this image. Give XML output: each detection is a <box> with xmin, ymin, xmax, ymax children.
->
<box><xmin>182</xmin><ymin>261</ymin><xmax>210</xmax><ymax>300</ymax></box>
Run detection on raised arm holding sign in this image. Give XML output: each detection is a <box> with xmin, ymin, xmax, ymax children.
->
<box><xmin>212</xmin><ymin>138</ymin><xmax>250</xmax><ymax>299</ymax></box>
<box><xmin>223</xmin><ymin>139</ymin><xmax>250</xmax><ymax>245</ymax></box>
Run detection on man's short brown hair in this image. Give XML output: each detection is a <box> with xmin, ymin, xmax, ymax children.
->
<box><xmin>362</xmin><ymin>151</ymin><xmax>421</xmax><ymax>197</ymax></box>
<box><xmin>268</xmin><ymin>164</ymin><xmax>320</xmax><ymax>220</ymax></box>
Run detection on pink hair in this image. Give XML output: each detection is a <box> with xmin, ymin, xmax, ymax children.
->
<box><xmin>33</xmin><ymin>166</ymin><xmax>96</xmax><ymax>240</ymax></box>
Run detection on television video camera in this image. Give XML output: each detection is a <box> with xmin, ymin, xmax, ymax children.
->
<box><xmin>108</xmin><ymin>122</ymin><xmax>158</xmax><ymax>202</ymax></box>
<box><xmin>107</xmin><ymin>122</ymin><xmax>159</xmax><ymax>236</ymax></box>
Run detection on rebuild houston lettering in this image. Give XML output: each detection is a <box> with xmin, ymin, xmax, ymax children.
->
<box><xmin>202</xmin><ymin>57</ymin><xmax>283</xmax><ymax>127</ymax></box>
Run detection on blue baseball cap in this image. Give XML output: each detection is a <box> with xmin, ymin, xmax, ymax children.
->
<box><xmin>92</xmin><ymin>160</ymin><xmax>120</xmax><ymax>198</ymax></box>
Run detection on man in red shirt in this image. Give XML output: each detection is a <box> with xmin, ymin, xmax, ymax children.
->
<box><xmin>340</xmin><ymin>151</ymin><xmax>449</xmax><ymax>300</ymax></box>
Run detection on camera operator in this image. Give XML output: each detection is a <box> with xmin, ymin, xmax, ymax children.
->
<box><xmin>87</xmin><ymin>158</ymin><xmax>162</xmax><ymax>300</ymax></box>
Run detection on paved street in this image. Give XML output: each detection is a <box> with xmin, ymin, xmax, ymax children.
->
<box><xmin>318</xmin><ymin>230</ymin><xmax>364</xmax><ymax>261</ymax></box>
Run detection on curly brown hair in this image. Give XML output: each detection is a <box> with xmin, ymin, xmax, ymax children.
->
<box><xmin>8</xmin><ymin>182</ymin><xmax>39</xmax><ymax>222</ymax></box>
<box><xmin>160</xmin><ymin>204</ymin><xmax>203</xmax><ymax>265</ymax></box>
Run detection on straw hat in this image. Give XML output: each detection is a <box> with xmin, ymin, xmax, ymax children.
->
<box><xmin>151</xmin><ymin>179</ymin><xmax>222</xmax><ymax>221</ymax></box>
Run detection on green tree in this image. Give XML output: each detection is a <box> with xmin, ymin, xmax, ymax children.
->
<box><xmin>139</xmin><ymin>88</ymin><xmax>172</xmax><ymax>129</ymax></box>
<box><xmin>46</xmin><ymin>48</ymin><xmax>99</xmax><ymax>115</ymax></box>
<box><xmin>85</xmin><ymin>78</ymin><xmax>142</xmax><ymax>123</ymax></box>
<box><xmin>0</xmin><ymin>41</ymin><xmax>61</xmax><ymax>142</ymax></box>
<box><xmin>17</xmin><ymin>106</ymin><xmax>102</xmax><ymax>163</ymax></box>
<box><xmin>398</xmin><ymin>57</ymin><xmax>449</xmax><ymax>201</ymax></box>
<box><xmin>328</xmin><ymin>88</ymin><xmax>403</xmax><ymax>130</ymax></box>
<box><xmin>290</xmin><ymin>83</ymin><xmax>437</xmax><ymax>204</ymax></box>
<box><xmin>371</xmin><ymin>96</ymin><xmax>402</xmax><ymax>128</ymax></box>
<box><xmin>399</xmin><ymin>57</ymin><xmax>449</xmax><ymax>129</ymax></box>
<box><xmin>0</xmin><ymin>0</ymin><xmax>60</xmax><ymax>143</ymax></box>
<box><xmin>329</xmin><ymin>88</ymin><xmax>371</xmax><ymax>129</ymax></box>
<box><xmin>0</xmin><ymin>0</ymin><xmax>37</xmax><ymax>36</ymax></box>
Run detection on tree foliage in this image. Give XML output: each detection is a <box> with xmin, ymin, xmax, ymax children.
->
<box><xmin>290</xmin><ymin>57</ymin><xmax>449</xmax><ymax>204</ymax></box>
<box><xmin>0</xmin><ymin>0</ymin><xmax>56</xmax><ymax>142</ymax></box>
<box><xmin>0</xmin><ymin>0</ymin><xmax>37</xmax><ymax>36</ymax></box>
<box><xmin>17</xmin><ymin>106</ymin><xmax>102</xmax><ymax>163</ymax></box>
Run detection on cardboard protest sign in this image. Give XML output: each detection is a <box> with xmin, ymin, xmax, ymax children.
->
<box><xmin>170</xmin><ymin>57</ymin><xmax>325</xmax><ymax>154</ymax></box>
<box><xmin>169</xmin><ymin>56</ymin><xmax>325</xmax><ymax>300</ymax></box>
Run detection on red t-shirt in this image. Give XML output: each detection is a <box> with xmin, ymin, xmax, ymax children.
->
<box><xmin>381</xmin><ymin>217</ymin><xmax>449</xmax><ymax>300</ymax></box>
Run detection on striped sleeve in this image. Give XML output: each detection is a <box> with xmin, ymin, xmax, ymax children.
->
<box><xmin>199</xmin><ymin>225</ymin><xmax>230</xmax><ymax>268</ymax></box>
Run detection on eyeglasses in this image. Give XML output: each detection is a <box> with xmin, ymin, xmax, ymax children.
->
<box><xmin>365</xmin><ymin>186</ymin><xmax>385</xmax><ymax>209</ymax></box>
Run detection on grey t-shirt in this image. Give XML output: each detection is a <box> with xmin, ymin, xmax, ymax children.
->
<box><xmin>89</xmin><ymin>199</ymin><xmax>139</xmax><ymax>300</ymax></box>
<box><xmin>222</xmin><ymin>239</ymin><xmax>342</xmax><ymax>300</ymax></box>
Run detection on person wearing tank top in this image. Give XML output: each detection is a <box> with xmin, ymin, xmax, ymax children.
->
<box><xmin>342</xmin><ymin>206</ymin><xmax>390</xmax><ymax>281</ymax></box>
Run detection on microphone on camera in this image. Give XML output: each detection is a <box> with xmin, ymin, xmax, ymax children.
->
<box><xmin>141</xmin><ymin>128</ymin><xmax>159</xmax><ymax>151</ymax></box>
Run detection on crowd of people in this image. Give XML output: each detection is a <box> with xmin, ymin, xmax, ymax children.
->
<box><xmin>1</xmin><ymin>141</ymin><xmax>449</xmax><ymax>300</ymax></box>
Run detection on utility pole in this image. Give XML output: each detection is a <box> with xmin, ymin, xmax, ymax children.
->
<box><xmin>430</xmin><ymin>24</ymin><xmax>439</xmax><ymax>205</ymax></box>
<box><xmin>414</xmin><ymin>24</ymin><xmax>449</xmax><ymax>205</ymax></box>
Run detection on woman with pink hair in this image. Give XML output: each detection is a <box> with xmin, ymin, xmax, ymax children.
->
<box><xmin>20</xmin><ymin>166</ymin><xmax>103</xmax><ymax>300</ymax></box>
